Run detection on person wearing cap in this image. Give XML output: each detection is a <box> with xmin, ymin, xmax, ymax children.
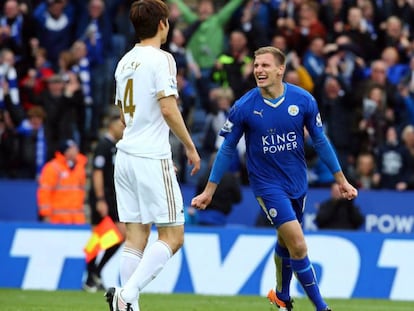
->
<box><xmin>37</xmin><ymin>138</ymin><xmax>88</xmax><ymax>224</ymax></box>
<box><xmin>32</xmin><ymin>71</ymin><xmax>84</xmax><ymax>159</ymax></box>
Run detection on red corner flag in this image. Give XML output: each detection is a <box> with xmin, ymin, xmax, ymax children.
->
<box><xmin>84</xmin><ymin>216</ymin><xmax>123</xmax><ymax>263</ymax></box>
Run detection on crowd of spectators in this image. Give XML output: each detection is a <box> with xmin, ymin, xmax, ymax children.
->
<box><xmin>1</xmin><ymin>0</ymin><xmax>414</xmax><ymax>193</ymax></box>
<box><xmin>167</xmin><ymin>0</ymin><xmax>414</xmax><ymax>191</ymax></box>
<box><xmin>0</xmin><ymin>0</ymin><xmax>134</xmax><ymax>179</ymax></box>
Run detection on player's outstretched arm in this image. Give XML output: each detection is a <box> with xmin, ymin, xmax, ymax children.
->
<box><xmin>191</xmin><ymin>182</ymin><xmax>218</xmax><ymax>210</ymax></box>
<box><xmin>192</xmin><ymin>135</ymin><xmax>238</xmax><ymax>209</ymax></box>
<box><xmin>311</xmin><ymin>132</ymin><xmax>358</xmax><ymax>200</ymax></box>
<box><xmin>334</xmin><ymin>171</ymin><xmax>358</xmax><ymax>200</ymax></box>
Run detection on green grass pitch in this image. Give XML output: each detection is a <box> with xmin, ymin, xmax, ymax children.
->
<box><xmin>1</xmin><ymin>289</ymin><xmax>414</xmax><ymax>311</ymax></box>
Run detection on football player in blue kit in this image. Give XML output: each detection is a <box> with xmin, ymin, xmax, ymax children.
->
<box><xmin>191</xmin><ymin>46</ymin><xmax>358</xmax><ymax>311</ymax></box>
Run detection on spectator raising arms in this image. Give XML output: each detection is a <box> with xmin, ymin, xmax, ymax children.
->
<box><xmin>31</xmin><ymin>73</ymin><xmax>83</xmax><ymax>160</ymax></box>
<box><xmin>167</xmin><ymin>0</ymin><xmax>244</xmax><ymax>112</ymax></box>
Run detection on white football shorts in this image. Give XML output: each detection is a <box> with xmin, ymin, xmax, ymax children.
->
<box><xmin>114</xmin><ymin>150</ymin><xmax>184</xmax><ymax>225</ymax></box>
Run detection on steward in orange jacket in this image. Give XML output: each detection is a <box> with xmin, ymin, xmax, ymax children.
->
<box><xmin>37</xmin><ymin>139</ymin><xmax>88</xmax><ymax>224</ymax></box>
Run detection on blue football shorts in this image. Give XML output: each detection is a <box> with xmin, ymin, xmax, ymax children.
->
<box><xmin>256</xmin><ymin>192</ymin><xmax>306</xmax><ymax>228</ymax></box>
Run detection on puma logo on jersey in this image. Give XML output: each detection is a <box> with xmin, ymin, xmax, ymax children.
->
<box><xmin>253</xmin><ymin>109</ymin><xmax>263</xmax><ymax>118</ymax></box>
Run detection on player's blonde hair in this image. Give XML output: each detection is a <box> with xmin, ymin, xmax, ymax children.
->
<box><xmin>254</xmin><ymin>46</ymin><xmax>286</xmax><ymax>66</ymax></box>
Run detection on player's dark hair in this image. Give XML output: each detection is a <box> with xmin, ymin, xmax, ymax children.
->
<box><xmin>129</xmin><ymin>0</ymin><xmax>169</xmax><ymax>41</ymax></box>
<box><xmin>254</xmin><ymin>46</ymin><xmax>286</xmax><ymax>66</ymax></box>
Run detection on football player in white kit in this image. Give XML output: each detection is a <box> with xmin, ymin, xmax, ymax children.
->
<box><xmin>105</xmin><ymin>1</ymin><xmax>201</xmax><ymax>310</ymax></box>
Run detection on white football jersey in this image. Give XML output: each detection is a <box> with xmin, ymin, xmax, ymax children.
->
<box><xmin>114</xmin><ymin>45</ymin><xmax>178</xmax><ymax>158</ymax></box>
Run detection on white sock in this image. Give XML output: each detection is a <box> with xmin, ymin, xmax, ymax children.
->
<box><xmin>121</xmin><ymin>240</ymin><xmax>172</xmax><ymax>303</ymax></box>
<box><xmin>120</xmin><ymin>246</ymin><xmax>143</xmax><ymax>286</ymax></box>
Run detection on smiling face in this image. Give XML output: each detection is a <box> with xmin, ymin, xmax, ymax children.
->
<box><xmin>253</xmin><ymin>52</ymin><xmax>285</xmax><ymax>91</ymax></box>
<box><xmin>198</xmin><ymin>0</ymin><xmax>214</xmax><ymax>21</ymax></box>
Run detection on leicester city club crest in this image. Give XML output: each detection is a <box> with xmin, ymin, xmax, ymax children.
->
<box><xmin>269</xmin><ymin>208</ymin><xmax>278</xmax><ymax>218</ymax></box>
<box><xmin>288</xmin><ymin>105</ymin><xmax>299</xmax><ymax>116</ymax></box>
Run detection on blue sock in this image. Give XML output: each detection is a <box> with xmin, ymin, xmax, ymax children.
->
<box><xmin>291</xmin><ymin>256</ymin><xmax>328</xmax><ymax>311</ymax></box>
<box><xmin>274</xmin><ymin>242</ymin><xmax>292</xmax><ymax>301</ymax></box>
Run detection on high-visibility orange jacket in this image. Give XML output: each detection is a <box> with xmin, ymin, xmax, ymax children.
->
<box><xmin>37</xmin><ymin>152</ymin><xmax>88</xmax><ymax>224</ymax></box>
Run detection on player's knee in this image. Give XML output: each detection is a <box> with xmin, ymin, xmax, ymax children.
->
<box><xmin>125</xmin><ymin>234</ymin><xmax>150</xmax><ymax>251</ymax></box>
<box><xmin>287</xmin><ymin>240</ymin><xmax>307</xmax><ymax>259</ymax></box>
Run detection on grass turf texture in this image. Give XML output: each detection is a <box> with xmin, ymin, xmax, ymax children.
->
<box><xmin>1</xmin><ymin>289</ymin><xmax>414</xmax><ymax>311</ymax></box>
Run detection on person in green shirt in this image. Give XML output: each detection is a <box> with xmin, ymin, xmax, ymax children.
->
<box><xmin>167</xmin><ymin>0</ymin><xmax>245</xmax><ymax>112</ymax></box>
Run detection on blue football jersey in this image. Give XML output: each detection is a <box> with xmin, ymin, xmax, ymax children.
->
<box><xmin>219</xmin><ymin>82</ymin><xmax>325</xmax><ymax>198</ymax></box>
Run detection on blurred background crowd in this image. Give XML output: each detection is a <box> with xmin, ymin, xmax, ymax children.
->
<box><xmin>1</xmin><ymin>0</ymin><xmax>414</xmax><ymax>197</ymax></box>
